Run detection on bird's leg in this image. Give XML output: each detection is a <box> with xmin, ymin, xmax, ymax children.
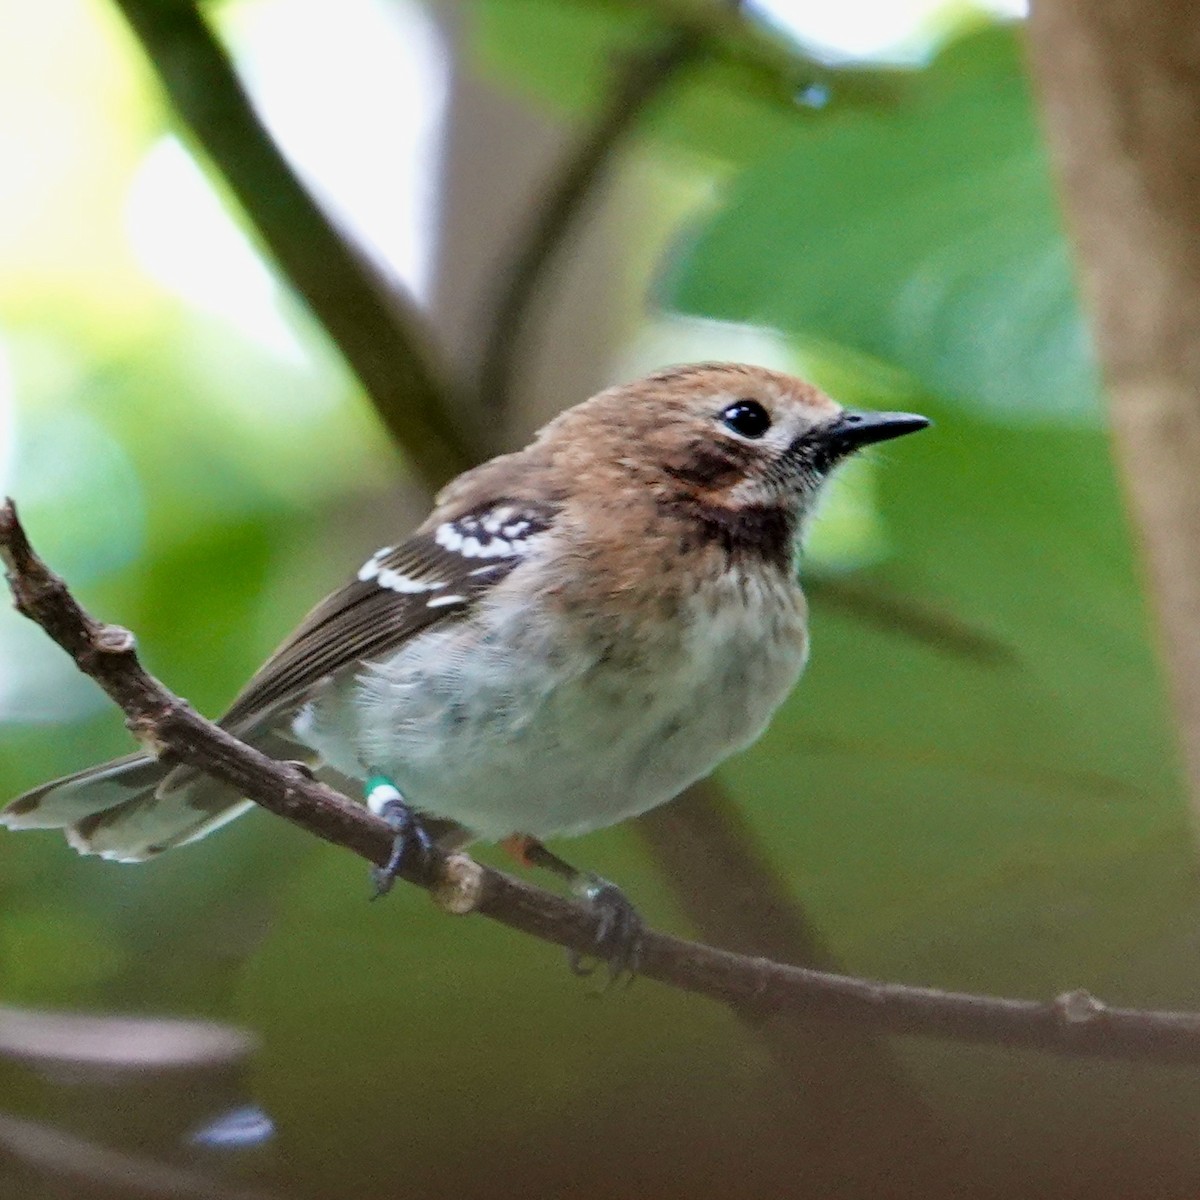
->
<box><xmin>500</xmin><ymin>834</ymin><xmax>644</xmax><ymax>983</ymax></box>
<box><xmin>365</xmin><ymin>775</ymin><xmax>435</xmax><ymax>898</ymax></box>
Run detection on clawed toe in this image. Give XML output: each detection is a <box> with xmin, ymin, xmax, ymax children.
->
<box><xmin>370</xmin><ymin>809</ymin><xmax>435</xmax><ymax>898</ymax></box>
<box><xmin>568</xmin><ymin>876</ymin><xmax>644</xmax><ymax>985</ymax></box>
<box><xmin>365</xmin><ymin>776</ymin><xmax>434</xmax><ymax>898</ymax></box>
<box><xmin>497</xmin><ymin>837</ymin><xmax>644</xmax><ymax>985</ymax></box>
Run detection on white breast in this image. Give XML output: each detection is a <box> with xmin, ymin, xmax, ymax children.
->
<box><xmin>297</xmin><ymin>568</ymin><xmax>808</xmax><ymax>841</ymax></box>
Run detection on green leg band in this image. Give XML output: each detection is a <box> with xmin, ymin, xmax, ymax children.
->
<box><xmin>364</xmin><ymin>775</ymin><xmax>403</xmax><ymax>815</ymax></box>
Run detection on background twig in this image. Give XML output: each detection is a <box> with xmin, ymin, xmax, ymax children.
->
<box><xmin>475</xmin><ymin>30</ymin><xmax>700</xmax><ymax>415</ymax></box>
<box><xmin>111</xmin><ymin>0</ymin><xmax>477</xmax><ymax>489</ymax></box>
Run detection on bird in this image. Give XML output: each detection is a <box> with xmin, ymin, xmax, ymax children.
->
<box><xmin>3</xmin><ymin>363</ymin><xmax>928</xmax><ymax>975</ymax></box>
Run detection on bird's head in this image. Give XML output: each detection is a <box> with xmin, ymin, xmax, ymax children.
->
<box><xmin>547</xmin><ymin>362</ymin><xmax>929</xmax><ymax>525</ymax></box>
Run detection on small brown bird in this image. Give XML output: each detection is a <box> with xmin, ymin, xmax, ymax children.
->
<box><xmin>3</xmin><ymin>363</ymin><xmax>927</xmax><ymax>972</ymax></box>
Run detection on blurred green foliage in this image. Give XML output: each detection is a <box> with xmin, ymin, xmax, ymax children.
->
<box><xmin>2</xmin><ymin>3</ymin><xmax>1198</xmax><ymax>1198</ymax></box>
<box><xmin>471</xmin><ymin>0</ymin><xmax>916</xmax><ymax>166</ymax></box>
<box><xmin>670</xmin><ymin>27</ymin><xmax>1098</xmax><ymax>420</ymax></box>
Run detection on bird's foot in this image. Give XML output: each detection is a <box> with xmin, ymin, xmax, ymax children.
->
<box><xmin>569</xmin><ymin>874</ymin><xmax>644</xmax><ymax>986</ymax></box>
<box><xmin>498</xmin><ymin>835</ymin><xmax>644</xmax><ymax>985</ymax></box>
<box><xmin>365</xmin><ymin>775</ymin><xmax>434</xmax><ymax>898</ymax></box>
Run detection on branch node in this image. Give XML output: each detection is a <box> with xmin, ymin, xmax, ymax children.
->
<box><xmin>0</xmin><ymin>497</ymin><xmax>21</xmax><ymax>555</ymax></box>
<box><xmin>126</xmin><ymin>713</ymin><xmax>171</xmax><ymax>759</ymax></box>
<box><xmin>93</xmin><ymin>623</ymin><xmax>136</xmax><ymax>655</ymax></box>
<box><xmin>1053</xmin><ymin>988</ymin><xmax>1107</xmax><ymax>1025</ymax></box>
<box><xmin>431</xmin><ymin>853</ymin><xmax>486</xmax><ymax>916</ymax></box>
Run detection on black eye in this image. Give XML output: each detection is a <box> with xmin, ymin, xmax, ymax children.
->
<box><xmin>721</xmin><ymin>399</ymin><xmax>772</xmax><ymax>439</ymax></box>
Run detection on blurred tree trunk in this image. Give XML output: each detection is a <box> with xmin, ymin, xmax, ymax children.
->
<box><xmin>1028</xmin><ymin>3</ymin><xmax>1200</xmax><ymax>812</ymax></box>
<box><xmin>428</xmin><ymin>6</ymin><xmax>627</xmax><ymax>441</ymax></box>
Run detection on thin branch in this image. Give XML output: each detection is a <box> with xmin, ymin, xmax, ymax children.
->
<box><xmin>6</xmin><ymin>498</ymin><xmax>1200</xmax><ymax>1067</ymax></box>
<box><xmin>111</xmin><ymin>0</ymin><xmax>478</xmax><ymax>490</ymax></box>
<box><xmin>475</xmin><ymin>30</ymin><xmax>700</xmax><ymax>414</ymax></box>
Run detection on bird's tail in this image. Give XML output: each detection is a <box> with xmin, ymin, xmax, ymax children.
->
<box><xmin>1</xmin><ymin>735</ymin><xmax>297</xmax><ymax>861</ymax></box>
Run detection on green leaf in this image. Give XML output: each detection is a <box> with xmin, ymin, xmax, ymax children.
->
<box><xmin>666</xmin><ymin>14</ymin><xmax>1199</xmax><ymax>1050</ymax></box>
<box><xmin>669</xmin><ymin>25</ymin><xmax>1101</xmax><ymax>420</ymax></box>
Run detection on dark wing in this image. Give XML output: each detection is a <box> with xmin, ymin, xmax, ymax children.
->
<box><xmin>217</xmin><ymin>500</ymin><xmax>556</xmax><ymax>735</ymax></box>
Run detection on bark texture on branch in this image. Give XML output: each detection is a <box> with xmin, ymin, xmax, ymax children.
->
<box><xmin>1027</xmin><ymin>1</ymin><xmax>1200</xmax><ymax>807</ymax></box>
<box><xmin>8</xmin><ymin>496</ymin><xmax>1200</xmax><ymax>1066</ymax></box>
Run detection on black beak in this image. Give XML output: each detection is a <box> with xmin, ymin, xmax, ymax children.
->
<box><xmin>821</xmin><ymin>409</ymin><xmax>931</xmax><ymax>457</ymax></box>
